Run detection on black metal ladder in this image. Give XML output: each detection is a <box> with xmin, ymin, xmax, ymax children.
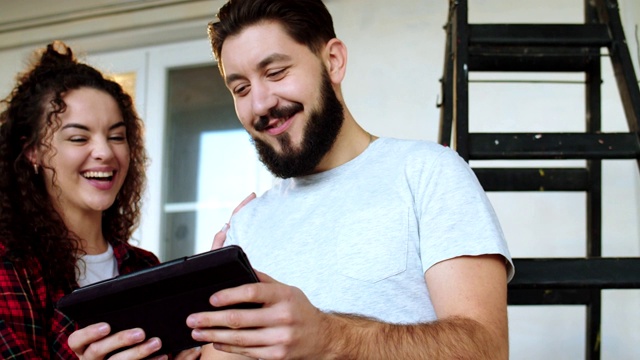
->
<box><xmin>438</xmin><ymin>0</ymin><xmax>640</xmax><ymax>359</ymax></box>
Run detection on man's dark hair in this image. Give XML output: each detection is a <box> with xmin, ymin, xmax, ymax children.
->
<box><xmin>208</xmin><ymin>0</ymin><xmax>336</xmax><ymax>73</ymax></box>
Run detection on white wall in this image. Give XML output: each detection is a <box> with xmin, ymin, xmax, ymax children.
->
<box><xmin>0</xmin><ymin>0</ymin><xmax>638</xmax><ymax>358</ymax></box>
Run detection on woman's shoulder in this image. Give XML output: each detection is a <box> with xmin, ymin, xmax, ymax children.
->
<box><xmin>0</xmin><ymin>243</ymin><xmax>41</xmax><ymax>270</ymax></box>
<box><xmin>112</xmin><ymin>240</ymin><xmax>160</xmax><ymax>271</ymax></box>
<box><xmin>129</xmin><ymin>245</ymin><xmax>160</xmax><ymax>265</ymax></box>
<box><xmin>0</xmin><ymin>246</ymin><xmax>44</xmax><ymax>292</ymax></box>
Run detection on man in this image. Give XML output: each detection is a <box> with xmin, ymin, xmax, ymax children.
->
<box><xmin>186</xmin><ymin>0</ymin><xmax>514</xmax><ymax>359</ymax></box>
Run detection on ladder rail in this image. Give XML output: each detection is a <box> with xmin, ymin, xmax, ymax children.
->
<box><xmin>437</xmin><ymin>1</ymin><xmax>455</xmax><ymax>147</ymax></box>
<box><xmin>453</xmin><ymin>0</ymin><xmax>470</xmax><ymax>160</ymax></box>
<box><xmin>585</xmin><ymin>4</ymin><xmax>603</xmax><ymax>357</ymax></box>
<box><xmin>597</xmin><ymin>0</ymin><xmax>640</xmax><ymax>134</ymax></box>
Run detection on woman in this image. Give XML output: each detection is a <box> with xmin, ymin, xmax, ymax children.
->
<box><xmin>0</xmin><ymin>42</ymin><xmax>198</xmax><ymax>359</ymax></box>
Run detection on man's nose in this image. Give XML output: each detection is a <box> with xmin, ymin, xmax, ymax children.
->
<box><xmin>251</xmin><ymin>82</ymin><xmax>278</xmax><ymax>118</ymax></box>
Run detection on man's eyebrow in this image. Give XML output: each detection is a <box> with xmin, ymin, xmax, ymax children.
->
<box><xmin>257</xmin><ymin>53</ymin><xmax>291</xmax><ymax>70</ymax></box>
<box><xmin>224</xmin><ymin>53</ymin><xmax>292</xmax><ymax>85</ymax></box>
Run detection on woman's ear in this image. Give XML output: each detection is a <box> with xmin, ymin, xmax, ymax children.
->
<box><xmin>24</xmin><ymin>147</ymin><xmax>41</xmax><ymax>174</ymax></box>
<box><xmin>324</xmin><ymin>38</ymin><xmax>348</xmax><ymax>84</ymax></box>
<box><xmin>24</xmin><ymin>146</ymin><xmax>38</xmax><ymax>165</ymax></box>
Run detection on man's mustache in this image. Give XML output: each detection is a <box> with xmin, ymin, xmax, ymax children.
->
<box><xmin>254</xmin><ymin>103</ymin><xmax>304</xmax><ymax>131</ymax></box>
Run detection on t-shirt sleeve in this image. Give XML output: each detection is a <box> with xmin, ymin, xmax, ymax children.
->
<box><xmin>415</xmin><ymin>147</ymin><xmax>514</xmax><ymax>281</ymax></box>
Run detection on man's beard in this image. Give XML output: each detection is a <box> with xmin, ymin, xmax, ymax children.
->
<box><xmin>252</xmin><ymin>70</ymin><xmax>344</xmax><ymax>178</ymax></box>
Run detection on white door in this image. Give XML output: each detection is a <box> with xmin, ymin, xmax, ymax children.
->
<box><xmin>88</xmin><ymin>39</ymin><xmax>273</xmax><ymax>260</ymax></box>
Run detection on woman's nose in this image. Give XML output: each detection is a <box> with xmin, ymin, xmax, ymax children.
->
<box><xmin>91</xmin><ymin>139</ymin><xmax>114</xmax><ymax>161</ymax></box>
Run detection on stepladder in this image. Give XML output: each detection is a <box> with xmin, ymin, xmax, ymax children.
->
<box><xmin>438</xmin><ymin>0</ymin><xmax>640</xmax><ymax>358</ymax></box>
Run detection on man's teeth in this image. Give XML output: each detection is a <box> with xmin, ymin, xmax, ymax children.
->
<box><xmin>83</xmin><ymin>171</ymin><xmax>114</xmax><ymax>179</ymax></box>
<box><xmin>270</xmin><ymin>119</ymin><xmax>286</xmax><ymax>128</ymax></box>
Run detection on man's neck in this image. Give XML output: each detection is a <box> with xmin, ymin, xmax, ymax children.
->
<box><xmin>313</xmin><ymin>113</ymin><xmax>372</xmax><ymax>173</ymax></box>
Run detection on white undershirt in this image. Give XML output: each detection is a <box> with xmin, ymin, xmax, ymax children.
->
<box><xmin>76</xmin><ymin>243</ymin><xmax>119</xmax><ymax>287</ymax></box>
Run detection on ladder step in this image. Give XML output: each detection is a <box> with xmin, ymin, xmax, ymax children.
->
<box><xmin>473</xmin><ymin>168</ymin><xmax>589</xmax><ymax>191</ymax></box>
<box><xmin>468</xmin><ymin>132</ymin><xmax>640</xmax><ymax>159</ymax></box>
<box><xmin>469</xmin><ymin>46</ymin><xmax>599</xmax><ymax>72</ymax></box>
<box><xmin>467</xmin><ymin>24</ymin><xmax>610</xmax><ymax>72</ymax></box>
<box><xmin>509</xmin><ymin>258</ymin><xmax>640</xmax><ymax>289</ymax></box>
<box><xmin>469</xmin><ymin>24</ymin><xmax>611</xmax><ymax>47</ymax></box>
<box><xmin>508</xmin><ymin>288</ymin><xmax>594</xmax><ymax>305</ymax></box>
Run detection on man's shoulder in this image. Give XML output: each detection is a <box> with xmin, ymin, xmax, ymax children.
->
<box><xmin>371</xmin><ymin>137</ymin><xmax>459</xmax><ymax>171</ymax></box>
<box><xmin>376</xmin><ymin>137</ymin><xmax>450</xmax><ymax>157</ymax></box>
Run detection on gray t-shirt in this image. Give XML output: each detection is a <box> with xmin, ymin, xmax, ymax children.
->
<box><xmin>227</xmin><ymin>137</ymin><xmax>513</xmax><ymax>324</ymax></box>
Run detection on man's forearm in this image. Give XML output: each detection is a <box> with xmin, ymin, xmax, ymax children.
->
<box><xmin>324</xmin><ymin>313</ymin><xmax>506</xmax><ymax>360</ymax></box>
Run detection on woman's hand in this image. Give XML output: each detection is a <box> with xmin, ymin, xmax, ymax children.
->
<box><xmin>211</xmin><ymin>192</ymin><xmax>256</xmax><ymax>250</ymax></box>
<box><xmin>173</xmin><ymin>346</ymin><xmax>202</xmax><ymax>359</ymax></box>
<box><xmin>68</xmin><ymin>322</ymin><xmax>163</xmax><ymax>359</ymax></box>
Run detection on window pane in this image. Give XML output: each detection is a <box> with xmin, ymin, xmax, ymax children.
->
<box><xmin>163</xmin><ymin>65</ymin><xmax>272</xmax><ymax>260</ymax></box>
<box><xmin>110</xmin><ymin>72</ymin><xmax>137</xmax><ymax>104</ymax></box>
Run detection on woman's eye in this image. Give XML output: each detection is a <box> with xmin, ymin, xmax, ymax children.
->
<box><xmin>109</xmin><ymin>135</ymin><xmax>126</xmax><ymax>142</ymax></box>
<box><xmin>69</xmin><ymin>137</ymin><xmax>87</xmax><ymax>143</ymax></box>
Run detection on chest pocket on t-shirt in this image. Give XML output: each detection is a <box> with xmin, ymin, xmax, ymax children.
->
<box><xmin>335</xmin><ymin>206</ymin><xmax>409</xmax><ymax>283</ymax></box>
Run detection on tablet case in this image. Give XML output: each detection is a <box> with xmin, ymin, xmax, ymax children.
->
<box><xmin>57</xmin><ymin>245</ymin><xmax>259</xmax><ymax>357</ymax></box>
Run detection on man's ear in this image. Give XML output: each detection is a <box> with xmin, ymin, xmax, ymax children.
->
<box><xmin>324</xmin><ymin>38</ymin><xmax>348</xmax><ymax>84</ymax></box>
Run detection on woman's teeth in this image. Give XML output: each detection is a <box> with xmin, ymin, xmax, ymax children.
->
<box><xmin>83</xmin><ymin>171</ymin><xmax>114</xmax><ymax>180</ymax></box>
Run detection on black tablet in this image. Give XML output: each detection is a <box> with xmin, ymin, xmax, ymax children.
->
<box><xmin>57</xmin><ymin>245</ymin><xmax>259</xmax><ymax>357</ymax></box>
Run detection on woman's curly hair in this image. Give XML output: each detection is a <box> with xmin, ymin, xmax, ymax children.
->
<box><xmin>0</xmin><ymin>41</ymin><xmax>148</xmax><ymax>291</ymax></box>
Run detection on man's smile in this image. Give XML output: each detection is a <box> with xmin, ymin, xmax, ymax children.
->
<box><xmin>255</xmin><ymin>103</ymin><xmax>304</xmax><ymax>133</ymax></box>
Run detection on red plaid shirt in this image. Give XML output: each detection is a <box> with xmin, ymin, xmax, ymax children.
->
<box><xmin>0</xmin><ymin>241</ymin><xmax>159</xmax><ymax>359</ymax></box>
